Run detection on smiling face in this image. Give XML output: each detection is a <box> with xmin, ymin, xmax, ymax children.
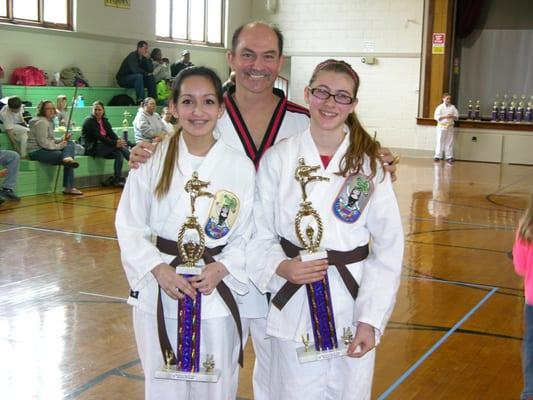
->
<box><xmin>92</xmin><ymin>104</ymin><xmax>105</xmax><ymax>120</ymax></box>
<box><xmin>304</xmin><ymin>70</ymin><xmax>357</xmax><ymax>134</ymax></box>
<box><xmin>227</xmin><ymin>24</ymin><xmax>284</xmax><ymax>95</ymax></box>
<box><xmin>170</xmin><ymin>75</ymin><xmax>224</xmax><ymax>140</ymax></box>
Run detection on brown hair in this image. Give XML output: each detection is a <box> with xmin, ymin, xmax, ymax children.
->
<box><xmin>309</xmin><ymin>59</ymin><xmax>381</xmax><ymax>179</ymax></box>
<box><xmin>56</xmin><ymin>95</ymin><xmax>67</xmax><ymax>108</ymax></box>
<box><xmin>518</xmin><ymin>193</ymin><xmax>533</xmax><ymax>242</ymax></box>
<box><xmin>36</xmin><ymin>100</ymin><xmax>54</xmax><ymax>117</ymax></box>
<box><xmin>154</xmin><ymin>66</ymin><xmax>223</xmax><ymax>199</ymax></box>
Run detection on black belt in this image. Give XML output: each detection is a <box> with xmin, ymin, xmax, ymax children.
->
<box><xmin>155</xmin><ymin>236</ymin><xmax>244</xmax><ymax>367</ymax></box>
<box><xmin>271</xmin><ymin>238</ymin><xmax>369</xmax><ymax>310</ymax></box>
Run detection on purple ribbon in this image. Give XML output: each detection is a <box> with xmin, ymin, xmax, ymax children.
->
<box><xmin>306</xmin><ymin>275</ymin><xmax>338</xmax><ymax>351</ymax></box>
<box><xmin>177</xmin><ymin>274</ymin><xmax>202</xmax><ymax>372</ymax></box>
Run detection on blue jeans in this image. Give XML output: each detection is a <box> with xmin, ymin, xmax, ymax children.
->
<box><xmin>0</xmin><ymin>149</ymin><xmax>20</xmax><ymax>190</ymax></box>
<box><xmin>93</xmin><ymin>142</ymin><xmax>130</xmax><ymax>180</ymax></box>
<box><xmin>28</xmin><ymin>141</ymin><xmax>76</xmax><ymax>189</ymax></box>
<box><xmin>523</xmin><ymin>303</ymin><xmax>533</xmax><ymax>399</ymax></box>
<box><xmin>117</xmin><ymin>73</ymin><xmax>156</xmax><ymax>102</ymax></box>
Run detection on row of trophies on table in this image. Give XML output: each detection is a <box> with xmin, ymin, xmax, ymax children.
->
<box><xmin>466</xmin><ymin>95</ymin><xmax>533</xmax><ymax>122</ymax></box>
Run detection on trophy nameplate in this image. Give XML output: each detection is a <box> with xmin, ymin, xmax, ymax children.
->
<box><xmin>156</xmin><ymin>352</ymin><xmax>220</xmax><ymax>382</ymax></box>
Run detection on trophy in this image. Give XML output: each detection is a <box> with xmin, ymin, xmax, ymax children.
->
<box><xmin>122</xmin><ymin>110</ymin><xmax>131</xmax><ymax>143</ymax></box>
<box><xmin>474</xmin><ymin>100</ymin><xmax>481</xmax><ymax>120</ymax></box>
<box><xmin>499</xmin><ymin>95</ymin><xmax>508</xmax><ymax>122</ymax></box>
<box><xmin>517</xmin><ymin>96</ymin><xmax>525</xmax><ymax>123</ymax></box>
<box><xmin>155</xmin><ymin>172</ymin><xmax>220</xmax><ymax>382</ymax></box>
<box><xmin>467</xmin><ymin>100</ymin><xmax>473</xmax><ymax>120</ymax></box>
<box><xmin>525</xmin><ymin>97</ymin><xmax>533</xmax><ymax>123</ymax></box>
<box><xmin>491</xmin><ymin>95</ymin><xmax>499</xmax><ymax>122</ymax></box>
<box><xmin>292</xmin><ymin>158</ymin><xmax>352</xmax><ymax>363</ymax></box>
<box><xmin>508</xmin><ymin>95</ymin><xmax>517</xmax><ymax>122</ymax></box>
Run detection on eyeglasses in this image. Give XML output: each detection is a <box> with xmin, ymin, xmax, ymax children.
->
<box><xmin>309</xmin><ymin>87</ymin><xmax>355</xmax><ymax>105</ymax></box>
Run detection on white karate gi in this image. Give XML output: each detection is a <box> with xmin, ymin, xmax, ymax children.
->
<box><xmin>433</xmin><ymin>102</ymin><xmax>459</xmax><ymax>160</ymax></box>
<box><xmin>218</xmin><ymin>88</ymin><xmax>310</xmax><ymax>400</ymax></box>
<box><xmin>248</xmin><ymin>128</ymin><xmax>404</xmax><ymax>400</ymax></box>
<box><xmin>116</xmin><ymin>135</ymin><xmax>255</xmax><ymax>400</ymax></box>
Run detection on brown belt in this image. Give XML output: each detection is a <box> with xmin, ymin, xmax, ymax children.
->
<box><xmin>271</xmin><ymin>238</ymin><xmax>369</xmax><ymax>310</ymax></box>
<box><xmin>155</xmin><ymin>236</ymin><xmax>244</xmax><ymax>367</ymax></box>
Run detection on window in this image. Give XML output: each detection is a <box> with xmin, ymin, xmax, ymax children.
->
<box><xmin>156</xmin><ymin>0</ymin><xmax>225</xmax><ymax>46</ymax></box>
<box><xmin>274</xmin><ymin>76</ymin><xmax>289</xmax><ymax>97</ymax></box>
<box><xmin>0</xmin><ymin>0</ymin><xmax>72</xmax><ymax>30</ymax></box>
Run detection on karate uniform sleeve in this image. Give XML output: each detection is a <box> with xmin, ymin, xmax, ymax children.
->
<box><xmin>247</xmin><ymin>150</ymin><xmax>289</xmax><ymax>294</ymax></box>
<box><xmin>217</xmin><ymin>167</ymin><xmax>255</xmax><ymax>295</ymax></box>
<box><xmin>115</xmin><ymin>165</ymin><xmax>165</xmax><ymax>291</ymax></box>
<box><xmin>434</xmin><ymin>104</ymin><xmax>444</xmax><ymax>122</ymax></box>
<box><xmin>353</xmin><ymin>170</ymin><xmax>404</xmax><ymax>336</ymax></box>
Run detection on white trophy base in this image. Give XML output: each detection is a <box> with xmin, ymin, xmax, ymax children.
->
<box><xmin>175</xmin><ymin>259</ymin><xmax>205</xmax><ymax>276</ymax></box>
<box><xmin>155</xmin><ymin>366</ymin><xmax>221</xmax><ymax>382</ymax></box>
<box><xmin>296</xmin><ymin>342</ymin><xmax>360</xmax><ymax>364</ymax></box>
<box><xmin>300</xmin><ymin>249</ymin><xmax>328</xmax><ymax>262</ymax></box>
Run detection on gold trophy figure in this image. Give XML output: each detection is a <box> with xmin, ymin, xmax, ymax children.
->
<box><xmin>175</xmin><ymin>172</ymin><xmax>214</xmax><ymax>275</ymax></box>
<box><xmin>294</xmin><ymin>158</ymin><xmax>329</xmax><ymax>261</ymax></box>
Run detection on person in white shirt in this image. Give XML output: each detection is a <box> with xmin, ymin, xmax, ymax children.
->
<box><xmin>433</xmin><ymin>93</ymin><xmax>459</xmax><ymax>164</ymax></box>
<box><xmin>133</xmin><ymin>97</ymin><xmax>167</xmax><ymax>143</ymax></box>
<box><xmin>248</xmin><ymin>59</ymin><xmax>404</xmax><ymax>400</ymax></box>
<box><xmin>0</xmin><ymin>97</ymin><xmax>29</xmax><ymax>157</ymax></box>
<box><xmin>115</xmin><ymin>66</ymin><xmax>255</xmax><ymax>400</ymax></box>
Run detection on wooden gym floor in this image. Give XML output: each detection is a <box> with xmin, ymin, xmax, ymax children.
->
<box><xmin>0</xmin><ymin>157</ymin><xmax>528</xmax><ymax>399</ymax></box>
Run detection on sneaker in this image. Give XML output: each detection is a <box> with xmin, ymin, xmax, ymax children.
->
<box><xmin>62</xmin><ymin>157</ymin><xmax>80</xmax><ymax>168</ymax></box>
<box><xmin>63</xmin><ymin>188</ymin><xmax>83</xmax><ymax>195</ymax></box>
<box><xmin>0</xmin><ymin>187</ymin><xmax>21</xmax><ymax>201</ymax></box>
<box><xmin>112</xmin><ymin>178</ymin><xmax>125</xmax><ymax>188</ymax></box>
<box><xmin>433</xmin><ymin>157</ymin><xmax>441</xmax><ymax>162</ymax></box>
<box><xmin>446</xmin><ymin>158</ymin><xmax>455</xmax><ymax>164</ymax></box>
<box><xmin>101</xmin><ymin>176</ymin><xmax>115</xmax><ymax>187</ymax></box>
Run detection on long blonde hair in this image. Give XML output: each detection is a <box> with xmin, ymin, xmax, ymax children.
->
<box><xmin>154</xmin><ymin>66</ymin><xmax>223</xmax><ymax>199</ymax></box>
<box><xmin>518</xmin><ymin>193</ymin><xmax>533</xmax><ymax>242</ymax></box>
<box><xmin>308</xmin><ymin>59</ymin><xmax>381</xmax><ymax>179</ymax></box>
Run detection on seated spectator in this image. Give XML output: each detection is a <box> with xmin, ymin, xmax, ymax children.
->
<box><xmin>27</xmin><ymin>100</ymin><xmax>83</xmax><ymax>195</ymax></box>
<box><xmin>171</xmin><ymin>50</ymin><xmax>193</xmax><ymax>77</ymax></box>
<box><xmin>160</xmin><ymin>106</ymin><xmax>177</xmax><ymax>136</ymax></box>
<box><xmin>0</xmin><ymin>97</ymin><xmax>29</xmax><ymax>157</ymax></box>
<box><xmin>0</xmin><ymin>149</ymin><xmax>21</xmax><ymax>205</ymax></box>
<box><xmin>81</xmin><ymin>101</ymin><xmax>130</xmax><ymax>188</ymax></box>
<box><xmin>55</xmin><ymin>95</ymin><xmax>69</xmax><ymax>127</ymax></box>
<box><xmin>133</xmin><ymin>97</ymin><xmax>166</xmax><ymax>143</ymax></box>
<box><xmin>116</xmin><ymin>40</ymin><xmax>156</xmax><ymax>103</ymax></box>
<box><xmin>150</xmin><ymin>48</ymin><xmax>171</xmax><ymax>83</ymax></box>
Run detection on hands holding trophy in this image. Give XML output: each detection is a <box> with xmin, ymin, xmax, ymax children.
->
<box><xmin>155</xmin><ymin>171</ymin><xmax>220</xmax><ymax>382</ymax></box>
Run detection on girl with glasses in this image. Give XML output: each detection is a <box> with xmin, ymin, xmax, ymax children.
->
<box><xmin>248</xmin><ymin>59</ymin><xmax>404</xmax><ymax>399</ymax></box>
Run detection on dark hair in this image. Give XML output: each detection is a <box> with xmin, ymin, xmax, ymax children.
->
<box><xmin>309</xmin><ymin>59</ymin><xmax>380</xmax><ymax>179</ymax></box>
<box><xmin>231</xmin><ymin>21</ymin><xmax>284</xmax><ymax>56</ymax></box>
<box><xmin>141</xmin><ymin>97</ymin><xmax>156</xmax><ymax>108</ymax></box>
<box><xmin>137</xmin><ymin>40</ymin><xmax>148</xmax><ymax>49</ymax></box>
<box><xmin>7</xmin><ymin>97</ymin><xmax>22</xmax><ymax>110</ymax></box>
<box><xmin>36</xmin><ymin>100</ymin><xmax>54</xmax><ymax>117</ymax></box>
<box><xmin>442</xmin><ymin>92</ymin><xmax>451</xmax><ymax>98</ymax></box>
<box><xmin>155</xmin><ymin>66</ymin><xmax>223</xmax><ymax>199</ymax></box>
<box><xmin>92</xmin><ymin>100</ymin><xmax>106</xmax><ymax>116</ymax></box>
<box><xmin>150</xmin><ymin>48</ymin><xmax>162</xmax><ymax>60</ymax></box>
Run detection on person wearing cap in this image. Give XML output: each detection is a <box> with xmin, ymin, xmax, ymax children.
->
<box><xmin>170</xmin><ymin>50</ymin><xmax>193</xmax><ymax>78</ymax></box>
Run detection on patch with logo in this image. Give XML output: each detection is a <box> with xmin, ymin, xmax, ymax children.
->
<box><xmin>204</xmin><ymin>190</ymin><xmax>240</xmax><ymax>239</ymax></box>
<box><xmin>332</xmin><ymin>174</ymin><xmax>373</xmax><ymax>223</ymax></box>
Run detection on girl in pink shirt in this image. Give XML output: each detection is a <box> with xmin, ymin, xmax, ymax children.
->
<box><xmin>514</xmin><ymin>193</ymin><xmax>533</xmax><ymax>400</ymax></box>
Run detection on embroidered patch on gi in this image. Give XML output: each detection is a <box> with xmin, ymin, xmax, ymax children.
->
<box><xmin>332</xmin><ymin>174</ymin><xmax>373</xmax><ymax>223</ymax></box>
<box><xmin>204</xmin><ymin>190</ymin><xmax>240</xmax><ymax>239</ymax></box>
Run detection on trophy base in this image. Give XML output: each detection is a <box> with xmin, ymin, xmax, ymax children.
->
<box><xmin>155</xmin><ymin>366</ymin><xmax>221</xmax><ymax>382</ymax></box>
<box><xmin>296</xmin><ymin>343</ymin><xmax>361</xmax><ymax>364</ymax></box>
<box><xmin>175</xmin><ymin>260</ymin><xmax>205</xmax><ymax>276</ymax></box>
<box><xmin>300</xmin><ymin>249</ymin><xmax>328</xmax><ymax>262</ymax></box>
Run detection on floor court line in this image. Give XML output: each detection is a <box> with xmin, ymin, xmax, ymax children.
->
<box><xmin>0</xmin><ymin>226</ymin><xmax>23</xmax><ymax>233</ymax></box>
<box><xmin>377</xmin><ymin>287</ymin><xmax>498</xmax><ymax>399</ymax></box>
<box><xmin>405</xmin><ymin>216</ymin><xmax>516</xmax><ymax>231</ymax></box>
<box><xmin>8</xmin><ymin>225</ymin><xmax>117</xmax><ymax>241</ymax></box>
<box><xmin>79</xmin><ymin>291</ymin><xmax>127</xmax><ymax>302</ymax></box>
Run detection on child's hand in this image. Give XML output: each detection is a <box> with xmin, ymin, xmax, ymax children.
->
<box><xmin>347</xmin><ymin>322</ymin><xmax>375</xmax><ymax>358</ymax></box>
<box><xmin>152</xmin><ymin>263</ymin><xmax>196</xmax><ymax>299</ymax></box>
<box><xmin>276</xmin><ymin>256</ymin><xmax>329</xmax><ymax>284</ymax></box>
<box><xmin>189</xmin><ymin>262</ymin><xmax>228</xmax><ymax>295</ymax></box>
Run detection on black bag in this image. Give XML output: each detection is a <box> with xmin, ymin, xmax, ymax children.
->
<box><xmin>108</xmin><ymin>94</ymin><xmax>135</xmax><ymax>106</ymax></box>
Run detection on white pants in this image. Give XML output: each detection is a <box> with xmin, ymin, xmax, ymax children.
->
<box><xmin>6</xmin><ymin>125</ymin><xmax>28</xmax><ymax>157</ymax></box>
<box><xmin>241</xmin><ymin>317</ymin><xmax>271</xmax><ymax>400</ymax></box>
<box><xmin>434</xmin><ymin>127</ymin><xmax>454</xmax><ymax>160</ymax></box>
<box><xmin>269</xmin><ymin>338</ymin><xmax>376</xmax><ymax>400</ymax></box>
<box><xmin>133</xmin><ymin>308</ymin><xmax>239</xmax><ymax>400</ymax></box>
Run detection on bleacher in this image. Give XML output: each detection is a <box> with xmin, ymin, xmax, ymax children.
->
<box><xmin>1</xmin><ymin>84</ymin><xmax>140</xmax><ymax>197</ymax></box>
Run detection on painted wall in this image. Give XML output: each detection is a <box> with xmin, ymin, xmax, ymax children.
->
<box><xmin>0</xmin><ymin>0</ymin><xmax>253</xmax><ymax>87</ymax></box>
<box><xmin>251</xmin><ymin>0</ymin><xmax>433</xmax><ymax>153</ymax></box>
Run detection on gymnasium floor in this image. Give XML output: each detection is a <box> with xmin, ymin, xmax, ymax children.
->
<box><xmin>0</xmin><ymin>157</ymin><xmax>527</xmax><ymax>399</ymax></box>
